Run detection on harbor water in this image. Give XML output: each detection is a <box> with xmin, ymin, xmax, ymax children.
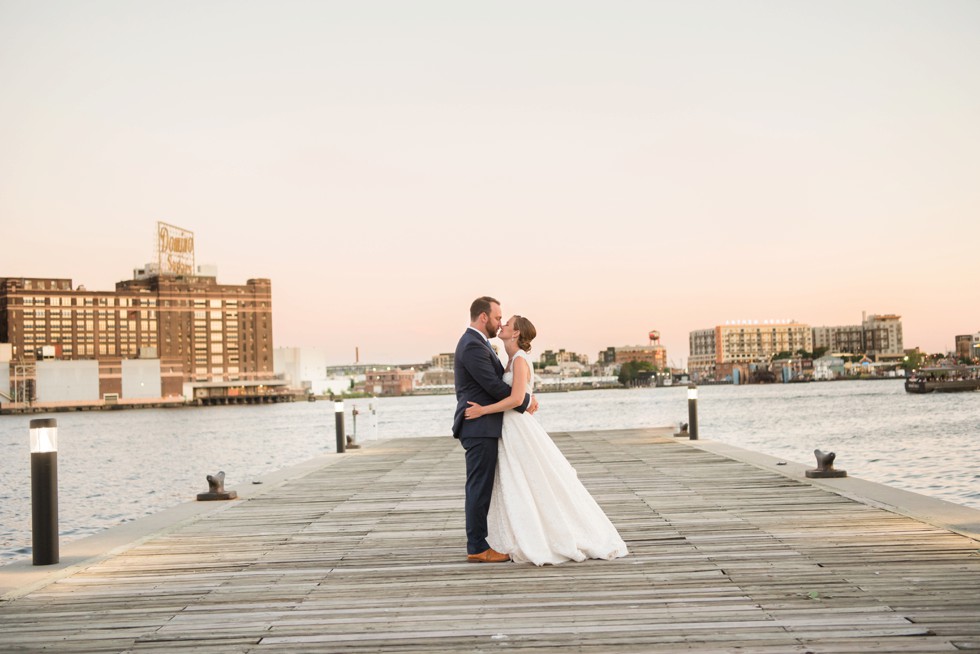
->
<box><xmin>1</xmin><ymin>379</ymin><xmax>978</xmax><ymax>565</ymax></box>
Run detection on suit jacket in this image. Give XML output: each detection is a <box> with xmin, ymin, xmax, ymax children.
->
<box><xmin>452</xmin><ymin>327</ymin><xmax>530</xmax><ymax>439</ymax></box>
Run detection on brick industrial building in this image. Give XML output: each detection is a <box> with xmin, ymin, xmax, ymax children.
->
<box><xmin>1</xmin><ymin>271</ymin><xmax>279</xmax><ymax>406</ymax></box>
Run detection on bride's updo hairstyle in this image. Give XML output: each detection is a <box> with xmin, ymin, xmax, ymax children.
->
<box><xmin>513</xmin><ymin>315</ymin><xmax>537</xmax><ymax>352</ymax></box>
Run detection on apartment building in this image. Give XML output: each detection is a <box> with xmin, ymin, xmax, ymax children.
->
<box><xmin>687</xmin><ymin>321</ymin><xmax>812</xmax><ymax>381</ymax></box>
<box><xmin>715</xmin><ymin>321</ymin><xmax>812</xmax><ymax>363</ymax></box>
<box><xmin>812</xmin><ymin>312</ymin><xmax>904</xmax><ymax>360</ymax></box>
<box><xmin>812</xmin><ymin>324</ymin><xmax>864</xmax><ymax>353</ymax></box>
<box><xmin>688</xmin><ymin>328</ymin><xmax>717</xmax><ymax>381</ymax></box>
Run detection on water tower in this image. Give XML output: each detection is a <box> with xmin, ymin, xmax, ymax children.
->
<box><xmin>648</xmin><ymin>330</ymin><xmax>660</xmax><ymax>346</ymax></box>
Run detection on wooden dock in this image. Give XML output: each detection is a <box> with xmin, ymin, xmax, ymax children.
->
<box><xmin>1</xmin><ymin>429</ymin><xmax>979</xmax><ymax>652</ymax></box>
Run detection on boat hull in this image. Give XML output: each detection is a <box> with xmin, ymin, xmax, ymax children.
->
<box><xmin>905</xmin><ymin>378</ymin><xmax>980</xmax><ymax>393</ymax></box>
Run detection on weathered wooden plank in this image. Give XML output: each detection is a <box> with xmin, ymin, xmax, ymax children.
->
<box><xmin>1</xmin><ymin>429</ymin><xmax>978</xmax><ymax>653</ymax></box>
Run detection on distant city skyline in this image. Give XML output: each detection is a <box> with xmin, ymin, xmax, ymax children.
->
<box><xmin>2</xmin><ymin>1</ymin><xmax>978</xmax><ymax>365</ymax></box>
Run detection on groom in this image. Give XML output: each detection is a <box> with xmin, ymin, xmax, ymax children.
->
<box><xmin>453</xmin><ymin>296</ymin><xmax>534</xmax><ymax>563</ymax></box>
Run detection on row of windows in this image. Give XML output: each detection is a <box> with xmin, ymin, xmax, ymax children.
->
<box><xmin>28</xmin><ymin>322</ymin><xmax>260</xmax><ymax>336</ymax></box>
<box><xmin>18</xmin><ymin>296</ymin><xmax>160</xmax><ymax>308</ymax></box>
<box><xmin>722</xmin><ymin>342</ymin><xmax>808</xmax><ymax>350</ymax></box>
<box><xmin>721</xmin><ymin>332</ymin><xmax>809</xmax><ymax>339</ymax></box>
<box><xmin>174</xmin><ymin>300</ymin><xmax>264</xmax><ymax>308</ymax></box>
<box><xmin>194</xmin><ymin>367</ymin><xmax>242</xmax><ymax>374</ymax></box>
<box><xmin>20</xmin><ymin>320</ymin><xmax>158</xmax><ymax>331</ymax></box>
<box><xmin>191</xmin><ymin>310</ymin><xmax>244</xmax><ymax>319</ymax></box>
<box><xmin>194</xmin><ymin>343</ymin><xmax>239</xmax><ymax>353</ymax></box>
<box><xmin>182</xmin><ymin>298</ymin><xmax>270</xmax><ymax>309</ymax></box>
<box><xmin>19</xmin><ymin>310</ymin><xmax>158</xmax><ymax>321</ymax></box>
<box><xmin>193</xmin><ymin>333</ymin><xmax>240</xmax><ymax>343</ymax></box>
<box><xmin>14</xmin><ymin>296</ymin><xmax>269</xmax><ymax>309</ymax></box>
<box><xmin>193</xmin><ymin>354</ymin><xmax>242</xmax><ymax>364</ymax></box>
<box><xmin>721</xmin><ymin>338</ymin><xmax>809</xmax><ymax>346</ymax></box>
<box><xmin>22</xmin><ymin>332</ymin><xmax>154</xmax><ymax>343</ymax></box>
<box><xmin>16</xmin><ymin>332</ymin><xmax>259</xmax><ymax>348</ymax></box>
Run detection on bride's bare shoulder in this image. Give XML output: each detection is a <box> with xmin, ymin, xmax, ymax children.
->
<box><xmin>512</xmin><ymin>352</ymin><xmax>532</xmax><ymax>380</ymax></box>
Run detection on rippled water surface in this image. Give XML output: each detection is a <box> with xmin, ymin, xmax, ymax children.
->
<box><xmin>2</xmin><ymin>380</ymin><xmax>977</xmax><ymax>564</ymax></box>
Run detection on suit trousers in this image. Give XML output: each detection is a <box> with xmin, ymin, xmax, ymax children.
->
<box><xmin>460</xmin><ymin>436</ymin><xmax>499</xmax><ymax>554</ymax></box>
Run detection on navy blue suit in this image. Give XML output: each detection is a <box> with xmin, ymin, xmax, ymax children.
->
<box><xmin>453</xmin><ymin>327</ymin><xmax>530</xmax><ymax>554</ymax></box>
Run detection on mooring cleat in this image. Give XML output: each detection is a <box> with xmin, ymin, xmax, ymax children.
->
<box><xmin>805</xmin><ymin>449</ymin><xmax>847</xmax><ymax>478</ymax></box>
<box><xmin>197</xmin><ymin>470</ymin><xmax>238</xmax><ymax>500</ymax></box>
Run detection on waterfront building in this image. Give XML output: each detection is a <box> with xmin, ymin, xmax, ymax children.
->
<box><xmin>716</xmin><ymin>321</ymin><xmax>813</xmax><ymax>363</ymax></box>
<box><xmin>0</xmin><ymin>344</ymin><xmax>9</xmax><ymax>404</ymax></box>
<box><xmin>274</xmin><ymin>346</ymin><xmax>350</xmax><ymax>396</ymax></box>
<box><xmin>688</xmin><ymin>329</ymin><xmax>717</xmax><ymax>381</ymax></box>
<box><xmin>431</xmin><ymin>352</ymin><xmax>454</xmax><ymax>369</ymax></box>
<box><xmin>812</xmin><ymin>324</ymin><xmax>864</xmax><ymax>354</ymax></box>
<box><xmin>813</xmin><ymin>355</ymin><xmax>845</xmax><ymax>381</ymax></box>
<box><xmin>812</xmin><ymin>312</ymin><xmax>904</xmax><ymax>360</ymax></box>
<box><xmin>955</xmin><ymin>335</ymin><xmax>971</xmax><ymax>360</ymax></box>
<box><xmin>326</xmin><ymin>364</ymin><xmax>377</xmax><ymax>376</ymax></box>
<box><xmin>542</xmin><ymin>360</ymin><xmax>588</xmax><ymax>377</ymax></box>
<box><xmin>116</xmin><ymin>272</ymin><xmax>275</xmax><ymax>382</ymax></box>
<box><xmin>275</xmin><ymin>346</ymin><xmax>324</xmax><ymax>391</ymax></box>
<box><xmin>603</xmin><ymin>344</ymin><xmax>668</xmax><ymax>370</ymax></box>
<box><xmin>365</xmin><ymin>367</ymin><xmax>415</xmax><ymax>396</ymax></box>
<box><xmin>539</xmin><ymin>349</ymin><xmax>590</xmax><ymax>367</ymax></box>
<box><xmin>955</xmin><ymin>333</ymin><xmax>980</xmax><ymax>361</ymax></box>
<box><xmin>1</xmin><ymin>270</ymin><xmax>279</xmax><ymax>405</ymax></box>
<box><xmin>862</xmin><ymin>313</ymin><xmax>904</xmax><ymax>359</ymax></box>
<box><xmin>687</xmin><ymin>320</ymin><xmax>812</xmax><ymax>382</ymax></box>
<box><xmin>419</xmin><ymin>367</ymin><xmax>454</xmax><ymax>386</ymax></box>
<box><xmin>770</xmin><ymin>356</ymin><xmax>814</xmax><ymax>383</ymax></box>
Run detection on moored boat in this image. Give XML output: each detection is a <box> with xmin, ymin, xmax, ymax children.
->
<box><xmin>905</xmin><ymin>366</ymin><xmax>980</xmax><ymax>393</ymax></box>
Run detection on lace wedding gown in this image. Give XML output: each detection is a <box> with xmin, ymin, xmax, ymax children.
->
<box><xmin>487</xmin><ymin>350</ymin><xmax>629</xmax><ymax>565</ymax></box>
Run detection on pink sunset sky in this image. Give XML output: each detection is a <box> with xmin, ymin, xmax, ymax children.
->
<box><xmin>2</xmin><ymin>1</ymin><xmax>978</xmax><ymax>366</ymax></box>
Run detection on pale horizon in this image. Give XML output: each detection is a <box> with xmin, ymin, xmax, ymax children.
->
<box><xmin>2</xmin><ymin>1</ymin><xmax>978</xmax><ymax>366</ymax></box>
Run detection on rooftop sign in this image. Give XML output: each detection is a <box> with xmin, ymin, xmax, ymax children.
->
<box><xmin>157</xmin><ymin>222</ymin><xmax>195</xmax><ymax>276</ymax></box>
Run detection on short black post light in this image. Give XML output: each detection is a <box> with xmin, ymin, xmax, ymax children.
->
<box><xmin>687</xmin><ymin>384</ymin><xmax>699</xmax><ymax>441</ymax></box>
<box><xmin>335</xmin><ymin>400</ymin><xmax>346</xmax><ymax>453</ymax></box>
<box><xmin>30</xmin><ymin>418</ymin><xmax>59</xmax><ymax>565</ymax></box>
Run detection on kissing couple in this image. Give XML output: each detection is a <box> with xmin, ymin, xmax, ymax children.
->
<box><xmin>452</xmin><ymin>296</ymin><xmax>628</xmax><ymax>565</ymax></box>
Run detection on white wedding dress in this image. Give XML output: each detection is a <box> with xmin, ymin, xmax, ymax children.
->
<box><xmin>487</xmin><ymin>350</ymin><xmax>629</xmax><ymax>565</ymax></box>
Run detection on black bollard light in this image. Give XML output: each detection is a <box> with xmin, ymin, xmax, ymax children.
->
<box><xmin>687</xmin><ymin>384</ymin><xmax>699</xmax><ymax>441</ymax></box>
<box><xmin>30</xmin><ymin>418</ymin><xmax>59</xmax><ymax>565</ymax></box>
<box><xmin>335</xmin><ymin>400</ymin><xmax>346</xmax><ymax>453</ymax></box>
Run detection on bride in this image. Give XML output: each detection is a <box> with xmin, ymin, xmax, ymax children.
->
<box><xmin>464</xmin><ymin>315</ymin><xmax>629</xmax><ymax>565</ymax></box>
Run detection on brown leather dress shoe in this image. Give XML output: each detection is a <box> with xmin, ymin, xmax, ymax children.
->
<box><xmin>467</xmin><ymin>548</ymin><xmax>510</xmax><ymax>563</ymax></box>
